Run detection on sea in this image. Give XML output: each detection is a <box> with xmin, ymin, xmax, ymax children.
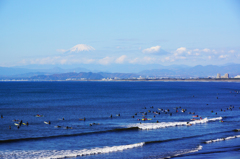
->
<box><xmin>0</xmin><ymin>81</ymin><xmax>240</xmax><ymax>159</ymax></box>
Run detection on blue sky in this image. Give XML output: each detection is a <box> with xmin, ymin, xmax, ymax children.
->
<box><xmin>0</xmin><ymin>0</ymin><xmax>240</xmax><ymax>72</ymax></box>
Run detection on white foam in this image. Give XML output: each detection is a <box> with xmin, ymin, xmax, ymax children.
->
<box><xmin>0</xmin><ymin>142</ymin><xmax>144</xmax><ymax>159</ymax></box>
<box><xmin>205</xmin><ymin>135</ymin><xmax>240</xmax><ymax>143</ymax></box>
<box><xmin>162</xmin><ymin>145</ymin><xmax>203</xmax><ymax>159</ymax></box>
<box><xmin>132</xmin><ymin>117</ymin><xmax>222</xmax><ymax>130</ymax></box>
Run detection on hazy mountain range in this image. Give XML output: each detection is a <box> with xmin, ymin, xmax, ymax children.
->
<box><xmin>0</xmin><ymin>64</ymin><xmax>239</xmax><ymax>80</ymax></box>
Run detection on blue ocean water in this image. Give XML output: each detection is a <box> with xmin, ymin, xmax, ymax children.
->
<box><xmin>0</xmin><ymin>81</ymin><xmax>240</xmax><ymax>159</ymax></box>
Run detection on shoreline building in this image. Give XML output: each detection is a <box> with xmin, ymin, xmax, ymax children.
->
<box><xmin>216</xmin><ymin>73</ymin><xmax>229</xmax><ymax>79</ymax></box>
<box><xmin>221</xmin><ymin>73</ymin><xmax>229</xmax><ymax>78</ymax></box>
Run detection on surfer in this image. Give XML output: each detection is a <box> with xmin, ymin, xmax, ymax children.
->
<box><xmin>84</xmin><ymin>117</ymin><xmax>86</xmax><ymax>121</ymax></box>
<box><xmin>1</xmin><ymin>115</ymin><xmax>3</xmax><ymax>118</ymax></box>
<box><xmin>110</xmin><ymin>114</ymin><xmax>112</xmax><ymax>118</ymax></box>
<box><xmin>19</xmin><ymin>120</ymin><xmax>22</xmax><ymax>126</ymax></box>
<box><xmin>26</xmin><ymin>122</ymin><xmax>29</xmax><ymax>126</ymax></box>
<box><xmin>9</xmin><ymin>126</ymin><xmax>11</xmax><ymax>129</ymax></box>
<box><xmin>62</xmin><ymin>117</ymin><xmax>64</xmax><ymax>120</ymax></box>
<box><xmin>48</xmin><ymin>121</ymin><xmax>51</xmax><ymax>124</ymax></box>
<box><xmin>156</xmin><ymin>120</ymin><xmax>159</xmax><ymax>123</ymax></box>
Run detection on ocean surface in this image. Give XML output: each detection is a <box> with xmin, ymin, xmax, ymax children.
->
<box><xmin>0</xmin><ymin>81</ymin><xmax>240</xmax><ymax>159</ymax></box>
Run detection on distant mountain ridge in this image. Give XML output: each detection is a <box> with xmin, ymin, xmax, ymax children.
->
<box><xmin>29</xmin><ymin>72</ymin><xmax>104</xmax><ymax>80</ymax></box>
<box><xmin>0</xmin><ymin>64</ymin><xmax>240</xmax><ymax>79</ymax></box>
<box><xmin>139</xmin><ymin>64</ymin><xmax>240</xmax><ymax>77</ymax></box>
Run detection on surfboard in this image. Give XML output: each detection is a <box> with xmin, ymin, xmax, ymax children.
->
<box><xmin>14</xmin><ymin>123</ymin><xmax>19</xmax><ymax>126</ymax></box>
<box><xmin>35</xmin><ymin>115</ymin><xmax>44</xmax><ymax>117</ymax></box>
<box><xmin>44</xmin><ymin>121</ymin><xmax>49</xmax><ymax>124</ymax></box>
<box><xmin>22</xmin><ymin>123</ymin><xmax>26</xmax><ymax>125</ymax></box>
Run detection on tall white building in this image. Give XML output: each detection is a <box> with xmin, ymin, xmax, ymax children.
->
<box><xmin>221</xmin><ymin>73</ymin><xmax>229</xmax><ymax>78</ymax></box>
<box><xmin>216</xmin><ymin>73</ymin><xmax>221</xmax><ymax>78</ymax></box>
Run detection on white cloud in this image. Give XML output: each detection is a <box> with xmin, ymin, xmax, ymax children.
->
<box><xmin>195</xmin><ymin>53</ymin><xmax>200</xmax><ymax>56</ymax></box>
<box><xmin>98</xmin><ymin>56</ymin><xmax>113</xmax><ymax>65</ymax></box>
<box><xmin>115</xmin><ymin>55</ymin><xmax>127</xmax><ymax>64</ymax></box>
<box><xmin>56</xmin><ymin>49</ymin><xmax>67</xmax><ymax>52</ymax></box>
<box><xmin>208</xmin><ymin>56</ymin><xmax>212</xmax><ymax>59</ymax></box>
<box><xmin>20</xmin><ymin>56</ymin><xmax>96</xmax><ymax>65</ymax></box>
<box><xmin>193</xmin><ymin>49</ymin><xmax>199</xmax><ymax>52</ymax></box>
<box><xmin>57</xmin><ymin>44</ymin><xmax>95</xmax><ymax>53</ymax></box>
<box><xmin>228</xmin><ymin>50</ymin><xmax>235</xmax><ymax>53</ymax></box>
<box><xmin>176</xmin><ymin>47</ymin><xmax>186</xmax><ymax>54</ymax></box>
<box><xmin>142</xmin><ymin>45</ymin><xmax>161</xmax><ymax>53</ymax></box>
<box><xmin>129</xmin><ymin>58</ymin><xmax>139</xmax><ymax>64</ymax></box>
<box><xmin>202</xmin><ymin>48</ymin><xmax>210</xmax><ymax>52</ymax></box>
<box><xmin>219</xmin><ymin>55</ymin><xmax>227</xmax><ymax>59</ymax></box>
<box><xmin>212</xmin><ymin>49</ymin><xmax>217</xmax><ymax>54</ymax></box>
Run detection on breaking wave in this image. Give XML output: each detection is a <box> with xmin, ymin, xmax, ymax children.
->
<box><xmin>0</xmin><ymin>142</ymin><xmax>144</xmax><ymax>159</ymax></box>
<box><xmin>161</xmin><ymin>145</ymin><xmax>203</xmax><ymax>159</ymax></box>
<box><xmin>205</xmin><ymin>135</ymin><xmax>240</xmax><ymax>144</ymax></box>
<box><xmin>131</xmin><ymin>117</ymin><xmax>222</xmax><ymax>130</ymax></box>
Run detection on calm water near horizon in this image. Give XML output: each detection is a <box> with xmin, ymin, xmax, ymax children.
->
<box><xmin>0</xmin><ymin>81</ymin><xmax>240</xmax><ymax>159</ymax></box>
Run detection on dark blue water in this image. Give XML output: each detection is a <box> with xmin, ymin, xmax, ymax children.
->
<box><xmin>0</xmin><ymin>82</ymin><xmax>240</xmax><ymax>159</ymax></box>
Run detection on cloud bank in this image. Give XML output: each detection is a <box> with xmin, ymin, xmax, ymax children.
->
<box><xmin>142</xmin><ymin>46</ymin><xmax>161</xmax><ymax>53</ymax></box>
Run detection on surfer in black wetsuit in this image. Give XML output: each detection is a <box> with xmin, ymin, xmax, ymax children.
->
<box><xmin>26</xmin><ymin>122</ymin><xmax>29</xmax><ymax>126</ymax></box>
<box><xmin>83</xmin><ymin>117</ymin><xmax>86</xmax><ymax>121</ymax></box>
<box><xmin>19</xmin><ymin>120</ymin><xmax>22</xmax><ymax>126</ymax></box>
<box><xmin>1</xmin><ymin>115</ymin><xmax>3</xmax><ymax>118</ymax></box>
<box><xmin>48</xmin><ymin>121</ymin><xmax>51</xmax><ymax>124</ymax></box>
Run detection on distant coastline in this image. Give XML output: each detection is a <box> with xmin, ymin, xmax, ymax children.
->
<box><xmin>1</xmin><ymin>78</ymin><xmax>240</xmax><ymax>82</ymax></box>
